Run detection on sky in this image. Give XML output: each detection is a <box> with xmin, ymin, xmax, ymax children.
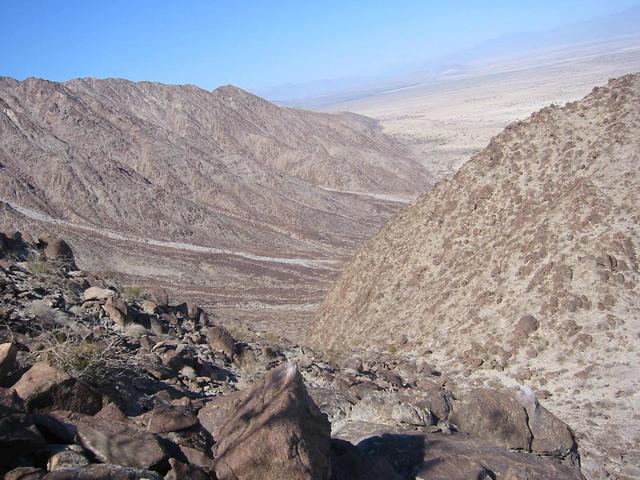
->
<box><xmin>2</xmin><ymin>0</ymin><xmax>639</xmax><ymax>91</ymax></box>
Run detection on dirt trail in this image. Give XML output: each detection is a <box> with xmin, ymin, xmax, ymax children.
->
<box><xmin>3</xmin><ymin>201</ymin><xmax>337</xmax><ymax>270</ymax></box>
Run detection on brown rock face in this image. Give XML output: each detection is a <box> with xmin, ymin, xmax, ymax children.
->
<box><xmin>12</xmin><ymin>362</ymin><xmax>102</xmax><ymax>414</ymax></box>
<box><xmin>312</xmin><ymin>73</ymin><xmax>640</xmax><ymax>477</ymax></box>
<box><xmin>213</xmin><ymin>362</ymin><xmax>331</xmax><ymax>480</ymax></box>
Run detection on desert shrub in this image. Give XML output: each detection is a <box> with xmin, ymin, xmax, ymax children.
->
<box><xmin>28</xmin><ymin>300</ymin><xmax>67</xmax><ymax>325</ymax></box>
<box><xmin>27</xmin><ymin>326</ymin><xmax>128</xmax><ymax>386</ymax></box>
<box><xmin>122</xmin><ymin>285</ymin><xmax>148</xmax><ymax>303</ymax></box>
<box><xmin>24</xmin><ymin>254</ymin><xmax>67</xmax><ymax>290</ymax></box>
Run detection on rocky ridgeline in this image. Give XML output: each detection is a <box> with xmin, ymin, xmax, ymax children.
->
<box><xmin>0</xmin><ymin>231</ymin><xmax>583</xmax><ymax>479</ymax></box>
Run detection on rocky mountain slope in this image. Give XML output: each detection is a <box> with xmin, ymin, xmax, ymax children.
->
<box><xmin>0</xmin><ymin>76</ymin><xmax>431</xmax><ymax>329</ymax></box>
<box><xmin>0</xmin><ymin>232</ymin><xmax>583</xmax><ymax>479</ymax></box>
<box><xmin>312</xmin><ymin>74</ymin><xmax>640</xmax><ymax>478</ymax></box>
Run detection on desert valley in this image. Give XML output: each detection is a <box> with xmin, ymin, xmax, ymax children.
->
<box><xmin>0</xmin><ymin>3</ymin><xmax>639</xmax><ymax>480</ymax></box>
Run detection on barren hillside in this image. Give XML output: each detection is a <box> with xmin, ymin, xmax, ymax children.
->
<box><xmin>312</xmin><ymin>74</ymin><xmax>640</xmax><ymax>478</ymax></box>
<box><xmin>0</xmin><ymin>77</ymin><xmax>431</xmax><ymax>334</ymax></box>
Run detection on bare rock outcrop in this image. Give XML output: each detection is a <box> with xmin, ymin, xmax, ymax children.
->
<box><xmin>212</xmin><ymin>362</ymin><xmax>331</xmax><ymax>480</ymax></box>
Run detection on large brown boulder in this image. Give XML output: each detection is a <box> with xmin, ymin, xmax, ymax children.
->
<box><xmin>74</xmin><ymin>415</ymin><xmax>167</xmax><ymax>470</ymax></box>
<box><xmin>449</xmin><ymin>388</ymin><xmax>532</xmax><ymax>450</ymax></box>
<box><xmin>12</xmin><ymin>362</ymin><xmax>102</xmax><ymax>414</ymax></box>
<box><xmin>212</xmin><ymin>362</ymin><xmax>331</xmax><ymax>480</ymax></box>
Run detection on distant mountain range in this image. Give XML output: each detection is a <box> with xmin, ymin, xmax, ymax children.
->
<box><xmin>257</xmin><ymin>6</ymin><xmax>640</xmax><ymax>106</ymax></box>
<box><xmin>0</xmin><ymin>77</ymin><xmax>431</xmax><ymax>328</ymax></box>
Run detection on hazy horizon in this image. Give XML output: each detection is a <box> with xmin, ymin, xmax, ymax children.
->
<box><xmin>2</xmin><ymin>0</ymin><xmax>640</xmax><ymax>96</ymax></box>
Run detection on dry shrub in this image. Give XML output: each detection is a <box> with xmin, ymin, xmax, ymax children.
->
<box><xmin>24</xmin><ymin>254</ymin><xmax>67</xmax><ymax>290</ymax></box>
<box><xmin>27</xmin><ymin>325</ymin><xmax>129</xmax><ymax>386</ymax></box>
<box><xmin>28</xmin><ymin>300</ymin><xmax>66</xmax><ymax>325</ymax></box>
<box><xmin>122</xmin><ymin>285</ymin><xmax>149</xmax><ymax>303</ymax></box>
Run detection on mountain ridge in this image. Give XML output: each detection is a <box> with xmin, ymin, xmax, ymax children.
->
<box><xmin>311</xmin><ymin>73</ymin><xmax>640</xmax><ymax>479</ymax></box>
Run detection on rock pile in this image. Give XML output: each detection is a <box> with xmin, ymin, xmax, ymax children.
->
<box><xmin>0</xmin><ymin>232</ymin><xmax>584</xmax><ymax>479</ymax></box>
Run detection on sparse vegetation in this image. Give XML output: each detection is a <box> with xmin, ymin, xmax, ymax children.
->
<box><xmin>122</xmin><ymin>284</ymin><xmax>149</xmax><ymax>303</ymax></box>
<box><xmin>27</xmin><ymin>325</ymin><xmax>127</xmax><ymax>385</ymax></box>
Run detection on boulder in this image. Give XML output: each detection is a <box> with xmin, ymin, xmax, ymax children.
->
<box><xmin>197</xmin><ymin>390</ymin><xmax>242</xmax><ymax>440</ymax></box>
<box><xmin>0</xmin><ymin>232</ymin><xmax>10</xmax><ymax>257</ymax></box>
<box><xmin>75</xmin><ymin>415</ymin><xmax>167</xmax><ymax>470</ymax></box>
<box><xmin>12</xmin><ymin>362</ymin><xmax>102</xmax><ymax>414</ymax></box>
<box><xmin>187</xmin><ymin>303</ymin><xmax>201</xmax><ymax>320</ymax></box>
<box><xmin>102</xmin><ymin>296</ymin><xmax>130</xmax><ymax>329</ymax></box>
<box><xmin>449</xmin><ymin>388</ymin><xmax>531</xmax><ymax>450</ymax></box>
<box><xmin>83</xmin><ymin>287</ymin><xmax>116</xmax><ymax>302</ymax></box>
<box><xmin>42</xmin><ymin>237</ymin><xmax>76</xmax><ymax>268</ymax></box>
<box><xmin>515</xmin><ymin>387</ymin><xmax>577</xmax><ymax>457</ymax></box>
<box><xmin>0</xmin><ymin>342</ymin><xmax>18</xmax><ymax>381</ymax></box>
<box><xmin>42</xmin><ymin>464</ymin><xmax>162</xmax><ymax>480</ymax></box>
<box><xmin>206</xmin><ymin>325</ymin><xmax>236</xmax><ymax>358</ymax></box>
<box><xmin>213</xmin><ymin>362</ymin><xmax>331</xmax><ymax>480</ymax></box>
<box><xmin>141</xmin><ymin>300</ymin><xmax>158</xmax><ymax>315</ymax></box>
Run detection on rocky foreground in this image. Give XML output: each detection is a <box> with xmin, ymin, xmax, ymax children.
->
<box><xmin>0</xmin><ymin>232</ymin><xmax>583</xmax><ymax>479</ymax></box>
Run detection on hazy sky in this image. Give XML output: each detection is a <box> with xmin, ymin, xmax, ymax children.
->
<box><xmin>2</xmin><ymin>0</ymin><xmax>639</xmax><ymax>90</ymax></box>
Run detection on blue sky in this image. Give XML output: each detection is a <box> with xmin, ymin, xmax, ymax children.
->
<box><xmin>2</xmin><ymin>0</ymin><xmax>639</xmax><ymax>90</ymax></box>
